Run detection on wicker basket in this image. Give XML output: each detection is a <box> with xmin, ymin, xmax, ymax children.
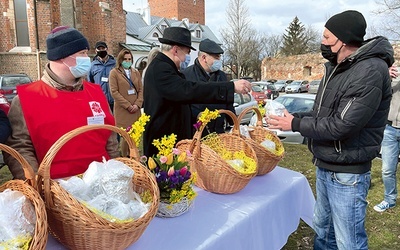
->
<box><xmin>237</xmin><ymin>107</ymin><xmax>284</xmax><ymax>175</ymax></box>
<box><xmin>176</xmin><ymin>110</ymin><xmax>258</xmax><ymax>194</ymax></box>
<box><xmin>36</xmin><ymin>124</ymin><xmax>160</xmax><ymax>250</ymax></box>
<box><xmin>0</xmin><ymin>143</ymin><xmax>48</xmax><ymax>250</ymax></box>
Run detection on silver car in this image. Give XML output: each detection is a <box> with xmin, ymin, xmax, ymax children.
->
<box><xmin>308</xmin><ymin>80</ymin><xmax>321</xmax><ymax>94</ymax></box>
<box><xmin>285</xmin><ymin>80</ymin><xmax>309</xmax><ymax>93</ymax></box>
<box><xmin>250</xmin><ymin>93</ymin><xmax>316</xmax><ymax>144</ymax></box>
<box><xmin>234</xmin><ymin>93</ymin><xmax>258</xmax><ymax>124</ymax></box>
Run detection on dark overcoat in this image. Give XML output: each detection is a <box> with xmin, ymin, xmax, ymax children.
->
<box><xmin>143</xmin><ymin>53</ymin><xmax>234</xmax><ymax>157</ymax></box>
<box><xmin>183</xmin><ymin>58</ymin><xmax>236</xmax><ymax>136</ymax></box>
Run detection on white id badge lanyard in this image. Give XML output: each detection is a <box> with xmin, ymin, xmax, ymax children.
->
<box><xmin>128</xmin><ymin>89</ymin><xmax>136</xmax><ymax>95</ymax></box>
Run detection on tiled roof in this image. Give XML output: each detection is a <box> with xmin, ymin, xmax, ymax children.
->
<box><xmin>125</xmin><ymin>11</ymin><xmax>221</xmax><ymax>44</ymax></box>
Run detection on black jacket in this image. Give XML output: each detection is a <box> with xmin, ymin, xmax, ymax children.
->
<box><xmin>182</xmin><ymin>58</ymin><xmax>236</xmax><ymax>136</ymax></box>
<box><xmin>291</xmin><ymin>37</ymin><xmax>394</xmax><ymax>173</ymax></box>
<box><xmin>0</xmin><ymin>109</ymin><xmax>11</xmax><ymax>143</ymax></box>
<box><xmin>143</xmin><ymin>53</ymin><xmax>234</xmax><ymax>157</ymax></box>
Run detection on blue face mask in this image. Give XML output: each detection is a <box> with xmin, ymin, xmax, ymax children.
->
<box><xmin>180</xmin><ymin>54</ymin><xmax>191</xmax><ymax>70</ymax></box>
<box><xmin>65</xmin><ymin>56</ymin><xmax>91</xmax><ymax>78</ymax></box>
<box><xmin>209</xmin><ymin>59</ymin><xmax>222</xmax><ymax>72</ymax></box>
<box><xmin>122</xmin><ymin>61</ymin><xmax>132</xmax><ymax>69</ymax></box>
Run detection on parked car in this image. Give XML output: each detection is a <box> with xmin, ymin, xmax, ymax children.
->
<box><xmin>273</xmin><ymin>80</ymin><xmax>288</xmax><ymax>92</ymax></box>
<box><xmin>285</xmin><ymin>80</ymin><xmax>309</xmax><ymax>93</ymax></box>
<box><xmin>234</xmin><ymin>93</ymin><xmax>258</xmax><ymax>125</ymax></box>
<box><xmin>0</xmin><ymin>73</ymin><xmax>32</xmax><ymax>102</ymax></box>
<box><xmin>250</xmin><ymin>93</ymin><xmax>316</xmax><ymax>144</ymax></box>
<box><xmin>0</xmin><ymin>93</ymin><xmax>10</xmax><ymax>115</ymax></box>
<box><xmin>252</xmin><ymin>81</ymin><xmax>279</xmax><ymax>99</ymax></box>
<box><xmin>250</xmin><ymin>84</ymin><xmax>267</xmax><ymax>105</ymax></box>
<box><xmin>308</xmin><ymin>80</ymin><xmax>321</xmax><ymax>94</ymax></box>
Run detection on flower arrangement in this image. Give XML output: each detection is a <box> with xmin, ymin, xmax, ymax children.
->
<box><xmin>193</xmin><ymin>108</ymin><xmax>220</xmax><ymax>131</ymax></box>
<box><xmin>125</xmin><ymin>113</ymin><xmax>150</xmax><ymax>147</ymax></box>
<box><xmin>258</xmin><ymin>102</ymin><xmax>266</xmax><ymax>117</ymax></box>
<box><xmin>146</xmin><ymin>134</ymin><xmax>197</xmax><ymax>204</ymax></box>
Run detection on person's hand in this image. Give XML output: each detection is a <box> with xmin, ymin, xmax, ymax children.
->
<box><xmin>266</xmin><ymin>110</ymin><xmax>294</xmax><ymax>131</ymax></box>
<box><xmin>233</xmin><ymin>80</ymin><xmax>252</xmax><ymax>94</ymax></box>
<box><xmin>389</xmin><ymin>65</ymin><xmax>398</xmax><ymax>79</ymax></box>
<box><xmin>128</xmin><ymin>104</ymin><xmax>139</xmax><ymax>113</ymax></box>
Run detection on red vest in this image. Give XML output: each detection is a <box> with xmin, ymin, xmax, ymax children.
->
<box><xmin>18</xmin><ymin>81</ymin><xmax>115</xmax><ymax>178</ymax></box>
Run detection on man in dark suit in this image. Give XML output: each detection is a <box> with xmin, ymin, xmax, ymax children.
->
<box><xmin>183</xmin><ymin>39</ymin><xmax>236</xmax><ymax>136</ymax></box>
<box><xmin>143</xmin><ymin>27</ymin><xmax>251</xmax><ymax>157</ymax></box>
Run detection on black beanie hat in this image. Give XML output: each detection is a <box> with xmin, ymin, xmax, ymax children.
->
<box><xmin>46</xmin><ymin>26</ymin><xmax>90</xmax><ymax>61</ymax></box>
<box><xmin>325</xmin><ymin>10</ymin><xmax>366</xmax><ymax>46</ymax></box>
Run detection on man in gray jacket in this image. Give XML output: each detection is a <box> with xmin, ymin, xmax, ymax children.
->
<box><xmin>268</xmin><ymin>10</ymin><xmax>393</xmax><ymax>249</ymax></box>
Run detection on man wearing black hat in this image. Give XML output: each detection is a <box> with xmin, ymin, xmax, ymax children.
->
<box><xmin>267</xmin><ymin>10</ymin><xmax>394</xmax><ymax>249</ymax></box>
<box><xmin>4</xmin><ymin>26</ymin><xmax>119</xmax><ymax>180</ymax></box>
<box><xmin>143</xmin><ymin>27</ymin><xmax>252</xmax><ymax>157</ymax></box>
<box><xmin>88</xmin><ymin>41</ymin><xmax>116</xmax><ymax>111</ymax></box>
<box><xmin>182</xmin><ymin>38</ymin><xmax>235</xmax><ymax>136</ymax></box>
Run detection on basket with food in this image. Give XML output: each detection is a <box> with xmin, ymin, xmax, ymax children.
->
<box><xmin>238</xmin><ymin>106</ymin><xmax>284</xmax><ymax>175</ymax></box>
<box><xmin>176</xmin><ymin>109</ymin><xmax>258</xmax><ymax>194</ymax></box>
<box><xmin>36</xmin><ymin>124</ymin><xmax>159</xmax><ymax>250</ymax></box>
<box><xmin>0</xmin><ymin>143</ymin><xmax>48</xmax><ymax>250</ymax></box>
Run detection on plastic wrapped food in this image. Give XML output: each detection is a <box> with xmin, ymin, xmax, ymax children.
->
<box><xmin>0</xmin><ymin>189</ymin><xmax>36</xmax><ymax>249</ymax></box>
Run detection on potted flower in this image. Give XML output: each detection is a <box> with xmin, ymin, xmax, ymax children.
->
<box><xmin>146</xmin><ymin>134</ymin><xmax>197</xmax><ymax>218</ymax></box>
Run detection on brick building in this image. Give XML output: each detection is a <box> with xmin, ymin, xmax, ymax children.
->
<box><xmin>0</xmin><ymin>0</ymin><xmax>126</xmax><ymax>80</ymax></box>
<box><xmin>148</xmin><ymin>0</ymin><xmax>205</xmax><ymax>25</ymax></box>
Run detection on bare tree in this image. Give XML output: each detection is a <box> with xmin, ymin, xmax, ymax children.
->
<box><xmin>220</xmin><ymin>0</ymin><xmax>259</xmax><ymax>79</ymax></box>
<box><xmin>374</xmin><ymin>0</ymin><xmax>400</xmax><ymax>40</ymax></box>
<box><xmin>264</xmin><ymin>34</ymin><xmax>283</xmax><ymax>57</ymax></box>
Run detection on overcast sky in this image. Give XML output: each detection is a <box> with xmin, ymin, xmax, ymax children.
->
<box><xmin>123</xmin><ymin>0</ymin><xmax>386</xmax><ymax>40</ymax></box>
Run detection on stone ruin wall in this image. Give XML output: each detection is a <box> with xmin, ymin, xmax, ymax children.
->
<box><xmin>262</xmin><ymin>43</ymin><xmax>400</xmax><ymax>81</ymax></box>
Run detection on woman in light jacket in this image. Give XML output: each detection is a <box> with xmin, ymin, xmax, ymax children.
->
<box><xmin>109</xmin><ymin>49</ymin><xmax>143</xmax><ymax>156</ymax></box>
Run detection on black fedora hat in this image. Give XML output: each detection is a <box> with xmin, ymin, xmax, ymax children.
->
<box><xmin>159</xmin><ymin>27</ymin><xmax>196</xmax><ymax>51</ymax></box>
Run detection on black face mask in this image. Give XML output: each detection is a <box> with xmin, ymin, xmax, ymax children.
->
<box><xmin>96</xmin><ymin>50</ymin><xmax>108</xmax><ymax>58</ymax></box>
<box><xmin>320</xmin><ymin>44</ymin><xmax>337</xmax><ymax>64</ymax></box>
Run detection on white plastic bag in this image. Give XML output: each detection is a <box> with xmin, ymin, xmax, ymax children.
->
<box><xmin>265</xmin><ymin>100</ymin><xmax>285</xmax><ymax>118</ymax></box>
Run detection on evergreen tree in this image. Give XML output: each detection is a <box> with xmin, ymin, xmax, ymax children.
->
<box><xmin>280</xmin><ymin>16</ymin><xmax>309</xmax><ymax>56</ymax></box>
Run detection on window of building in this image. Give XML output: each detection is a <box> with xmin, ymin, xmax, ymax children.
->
<box><xmin>161</xmin><ymin>25</ymin><xmax>167</xmax><ymax>31</ymax></box>
<box><xmin>14</xmin><ymin>0</ymin><xmax>30</xmax><ymax>46</ymax></box>
<box><xmin>196</xmin><ymin>30</ymin><xmax>201</xmax><ymax>38</ymax></box>
<box><xmin>152</xmin><ymin>32</ymin><xmax>159</xmax><ymax>37</ymax></box>
<box><xmin>303</xmin><ymin>66</ymin><xmax>311</xmax><ymax>77</ymax></box>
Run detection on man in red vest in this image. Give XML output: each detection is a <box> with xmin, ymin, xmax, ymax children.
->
<box><xmin>4</xmin><ymin>26</ymin><xmax>119</xmax><ymax>179</ymax></box>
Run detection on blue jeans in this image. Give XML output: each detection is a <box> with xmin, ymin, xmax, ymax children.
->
<box><xmin>380</xmin><ymin>124</ymin><xmax>400</xmax><ymax>205</ymax></box>
<box><xmin>313</xmin><ymin>167</ymin><xmax>370</xmax><ymax>250</ymax></box>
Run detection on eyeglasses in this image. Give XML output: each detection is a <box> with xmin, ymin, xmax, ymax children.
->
<box><xmin>177</xmin><ymin>46</ymin><xmax>190</xmax><ymax>55</ymax></box>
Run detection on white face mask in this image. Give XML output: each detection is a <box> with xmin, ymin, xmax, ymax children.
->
<box><xmin>63</xmin><ymin>56</ymin><xmax>91</xmax><ymax>78</ymax></box>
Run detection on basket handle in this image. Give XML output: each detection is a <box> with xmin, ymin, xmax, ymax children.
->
<box><xmin>0</xmin><ymin>143</ymin><xmax>37</xmax><ymax>189</ymax></box>
<box><xmin>237</xmin><ymin>106</ymin><xmax>263</xmax><ymax>128</ymax></box>
<box><xmin>36</xmin><ymin>124</ymin><xmax>139</xmax><ymax>207</ymax></box>
<box><xmin>188</xmin><ymin>109</ymin><xmax>239</xmax><ymax>156</ymax></box>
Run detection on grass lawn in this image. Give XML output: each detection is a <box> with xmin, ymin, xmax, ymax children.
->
<box><xmin>280</xmin><ymin>143</ymin><xmax>400</xmax><ymax>250</ymax></box>
<box><xmin>0</xmin><ymin>143</ymin><xmax>399</xmax><ymax>249</ymax></box>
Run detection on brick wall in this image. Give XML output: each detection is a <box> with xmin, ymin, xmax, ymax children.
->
<box><xmin>148</xmin><ymin>0</ymin><xmax>205</xmax><ymax>24</ymax></box>
<box><xmin>0</xmin><ymin>0</ymin><xmax>125</xmax><ymax>78</ymax></box>
<box><xmin>0</xmin><ymin>52</ymin><xmax>47</xmax><ymax>81</ymax></box>
<box><xmin>262</xmin><ymin>45</ymin><xmax>400</xmax><ymax>81</ymax></box>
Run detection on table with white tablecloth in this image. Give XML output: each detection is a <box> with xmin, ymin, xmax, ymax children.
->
<box><xmin>46</xmin><ymin>166</ymin><xmax>315</xmax><ymax>250</ymax></box>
